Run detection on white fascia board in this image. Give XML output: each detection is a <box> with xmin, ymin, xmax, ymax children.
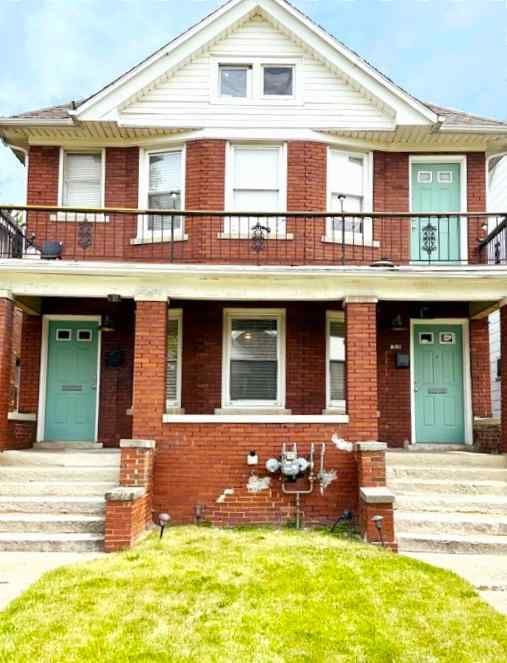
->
<box><xmin>75</xmin><ymin>0</ymin><xmax>434</xmax><ymax>127</ymax></box>
<box><xmin>0</xmin><ymin>118</ymin><xmax>74</xmax><ymax>127</ymax></box>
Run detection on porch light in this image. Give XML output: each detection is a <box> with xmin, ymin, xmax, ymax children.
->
<box><xmin>100</xmin><ymin>314</ymin><xmax>116</xmax><ymax>333</ymax></box>
<box><xmin>158</xmin><ymin>512</ymin><xmax>171</xmax><ymax>539</ymax></box>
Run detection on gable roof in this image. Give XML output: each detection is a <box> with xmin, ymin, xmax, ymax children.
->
<box><xmin>3</xmin><ymin>0</ymin><xmax>507</xmax><ymax>134</ymax></box>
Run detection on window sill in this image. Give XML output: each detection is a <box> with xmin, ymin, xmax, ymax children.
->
<box><xmin>162</xmin><ymin>413</ymin><xmax>350</xmax><ymax>424</ymax></box>
<box><xmin>50</xmin><ymin>212</ymin><xmax>109</xmax><ymax>223</ymax></box>
<box><xmin>215</xmin><ymin>407</ymin><xmax>292</xmax><ymax>415</ymax></box>
<box><xmin>322</xmin><ymin>407</ymin><xmax>346</xmax><ymax>416</ymax></box>
<box><xmin>321</xmin><ymin>235</ymin><xmax>380</xmax><ymax>248</ymax></box>
<box><xmin>217</xmin><ymin>232</ymin><xmax>294</xmax><ymax>241</ymax></box>
<box><xmin>8</xmin><ymin>411</ymin><xmax>37</xmax><ymax>422</ymax></box>
<box><xmin>130</xmin><ymin>234</ymin><xmax>188</xmax><ymax>245</ymax></box>
<box><xmin>165</xmin><ymin>407</ymin><xmax>186</xmax><ymax>415</ymax></box>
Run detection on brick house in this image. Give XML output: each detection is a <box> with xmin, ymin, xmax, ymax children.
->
<box><xmin>1</xmin><ymin>0</ymin><xmax>507</xmax><ymax>552</ymax></box>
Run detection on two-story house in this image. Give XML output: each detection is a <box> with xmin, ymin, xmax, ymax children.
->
<box><xmin>1</xmin><ymin>0</ymin><xmax>507</xmax><ymax>553</ymax></box>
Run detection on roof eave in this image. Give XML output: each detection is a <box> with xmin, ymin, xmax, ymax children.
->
<box><xmin>438</xmin><ymin>125</ymin><xmax>507</xmax><ymax>134</ymax></box>
<box><xmin>0</xmin><ymin>118</ymin><xmax>74</xmax><ymax>127</ymax></box>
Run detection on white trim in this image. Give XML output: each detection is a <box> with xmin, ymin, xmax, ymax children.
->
<box><xmin>166</xmin><ymin>308</ymin><xmax>183</xmax><ymax>410</ymax></box>
<box><xmin>486</xmin><ymin>151</ymin><xmax>507</xmax><ymax>212</ymax></box>
<box><xmin>325</xmin><ymin>310</ymin><xmax>346</xmax><ymax>411</ymax></box>
<box><xmin>58</xmin><ymin>147</ymin><xmax>106</xmax><ymax>212</ymax></box>
<box><xmin>8</xmin><ymin>412</ymin><xmax>37</xmax><ymax>422</ymax></box>
<box><xmin>410</xmin><ymin>318</ymin><xmax>473</xmax><ymax>446</ymax></box>
<box><xmin>409</xmin><ymin>155</ymin><xmax>468</xmax><ymax>262</ymax></box>
<box><xmin>37</xmin><ymin>315</ymin><xmax>102</xmax><ymax>443</ymax></box>
<box><xmin>162</xmin><ymin>413</ymin><xmax>349</xmax><ymax>424</ymax></box>
<box><xmin>137</xmin><ymin>144</ymin><xmax>186</xmax><ymax>242</ymax></box>
<box><xmin>222</xmin><ymin>307</ymin><xmax>286</xmax><ymax>409</ymax></box>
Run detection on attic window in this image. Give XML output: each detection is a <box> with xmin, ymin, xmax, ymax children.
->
<box><xmin>219</xmin><ymin>65</ymin><xmax>250</xmax><ymax>98</ymax></box>
<box><xmin>262</xmin><ymin>66</ymin><xmax>293</xmax><ymax>96</ymax></box>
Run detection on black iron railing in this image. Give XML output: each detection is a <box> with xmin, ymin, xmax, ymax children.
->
<box><xmin>0</xmin><ymin>204</ymin><xmax>504</xmax><ymax>266</ymax></box>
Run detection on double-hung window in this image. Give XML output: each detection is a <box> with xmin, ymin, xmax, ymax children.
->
<box><xmin>326</xmin><ymin>312</ymin><xmax>346</xmax><ymax>412</ymax></box>
<box><xmin>327</xmin><ymin>149</ymin><xmax>373</xmax><ymax>245</ymax></box>
<box><xmin>139</xmin><ymin>148</ymin><xmax>185</xmax><ymax>241</ymax></box>
<box><xmin>224</xmin><ymin>144</ymin><xmax>287</xmax><ymax>238</ymax></box>
<box><xmin>55</xmin><ymin>150</ymin><xmax>105</xmax><ymax>222</ymax></box>
<box><xmin>223</xmin><ymin>309</ymin><xmax>285</xmax><ymax>408</ymax></box>
<box><xmin>166</xmin><ymin>309</ymin><xmax>182</xmax><ymax>411</ymax></box>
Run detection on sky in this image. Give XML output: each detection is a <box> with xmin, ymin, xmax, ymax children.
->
<box><xmin>0</xmin><ymin>0</ymin><xmax>506</xmax><ymax>202</ymax></box>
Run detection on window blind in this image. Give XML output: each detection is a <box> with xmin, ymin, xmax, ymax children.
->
<box><xmin>166</xmin><ymin>318</ymin><xmax>180</xmax><ymax>403</ymax></box>
<box><xmin>230</xmin><ymin>318</ymin><xmax>278</xmax><ymax>401</ymax></box>
<box><xmin>63</xmin><ymin>153</ymin><xmax>102</xmax><ymax>207</ymax></box>
<box><xmin>329</xmin><ymin>320</ymin><xmax>345</xmax><ymax>402</ymax></box>
<box><xmin>148</xmin><ymin>151</ymin><xmax>182</xmax><ymax>232</ymax></box>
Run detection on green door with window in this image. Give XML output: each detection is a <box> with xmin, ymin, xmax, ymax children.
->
<box><xmin>44</xmin><ymin>320</ymin><xmax>99</xmax><ymax>441</ymax></box>
<box><xmin>413</xmin><ymin>324</ymin><xmax>465</xmax><ymax>444</ymax></box>
<box><xmin>411</xmin><ymin>162</ymin><xmax>461</xmax><ymax>263</ymax></box>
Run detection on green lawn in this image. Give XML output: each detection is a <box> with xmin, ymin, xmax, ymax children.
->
<box><xmin>0</xmin><ymin>527</ymin><xmax>505</xmax><ymax>663</ymax></box>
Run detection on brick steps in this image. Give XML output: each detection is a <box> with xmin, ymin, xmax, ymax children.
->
<box><xmin>388</xmin><ymin>450</ymin><xmax>507</xmax><ymax>553</ymax></box>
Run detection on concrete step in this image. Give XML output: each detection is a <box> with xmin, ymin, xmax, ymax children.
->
<box><xmin>394</xmin><ymin>493</ymin><xmax>507</xmax><ymax>516</ymax></box>
<box><xmin>0</xmin><ymin>513</ymin><xmax>105</xmax><ymax>534</ymax></box>
<box><xmin>395</xmin><ymin>511</ymin><xmax>507</xmax><ymax>536</ymax></box>
<box><xmin>387</xmin><ymin>466</ymin><xmax>507</xmax><ymax>482</ymax></box>
<box><xmin>0</xmin><ymin>466</ymin><xmax>119</xmax><ymax>482</ymax></box>
<box><xmin>0</xmin><ymin>481</ymin><xmax>116</xmax><ymax>497</ymax></box>
<box><xmin>387</xmin><ymin>478</ymin><xmax>507</xmax><ymax>496</ymax></box>
<box><xmin>0</xmin><ymin>496</ymin><xmax>105</xmax><ymax>515</ymax></box>
<box><xmin>387</xmin><ymin>451</ymin><xmax>507</xmax><ymax>468</ymax></box>
<box><xmin>0</xmin><ymin>532</ymin><xmax>104</xmax><ymax>552</ymax></box>
<box><xmin>0</xmin><ymin>449</ymin><xmax>120</xmax><ymax>467</ymax></box>
<box><xmin>397</xmin><ymin>532</ymin><xmax>507</xmax><ymax>554</ymax></box>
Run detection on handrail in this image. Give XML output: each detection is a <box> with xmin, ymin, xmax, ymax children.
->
<box><xmin>0</xmin><ymin>203</ymin><xmax>504</xmax><ymax>219</ymax></box>
<box><xmin>479</xmin><ymin>215</ymin><xmax>507</xmax><ymax>249</ymax></box>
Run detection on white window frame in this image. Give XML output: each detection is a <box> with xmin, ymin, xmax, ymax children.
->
<box><xmin>135</xmin><ymin>145</ymin><xmax>187</xmax><ymax>245</ymax></box>
<box><xmin>54</xmin><ymin>148</ymin><xmax>107</xmax><ymax>223</ymax></box>
<box><xmin>211</xmin><ymin>58</ymin><xmax>301</xmax><ymax>104</ymax></box>
<box><xmin>166</xmin><ymin>308</ymin><xmax>183</xmax><ymax>411</ymax></box>
<box><xmin>325</xmin><ymin>148</ymin><xmax>374</xmax><ymax>246</ymax></box>
<box><xmin>222</xmin><ymin>308</ymin><xmax>286</xmax><ymax>410</ymax></box>
<box><xmin>223</xmin><ymin>142</ymin><xmax>287</xmax><ymax>238</ymax></box>
<box><xmin>326</xmin><ymin>311</ymin><xmax>346</xmax><ymax>412</ymax></box>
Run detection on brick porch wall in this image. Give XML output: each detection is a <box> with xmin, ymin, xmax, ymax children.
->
<box><xmin>0</xmin><ymin>297</ymin><xmax>14</xmax><ymax>449</ymax></box>
<box><xmin>470</xmin><ymin>317</ymin><xmax>492</xmax><ymax>418</ymax></box>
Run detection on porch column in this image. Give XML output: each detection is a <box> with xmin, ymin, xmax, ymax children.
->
<box><xmin>132</xmin><ymin>298</ymin><xmax>168</xmax><ymax>441</ymax></box>
<box><xmin>18</xmin><ymin>313</ymin><xmax>42</xmax><ymax>414</ymax></box>
<box><xmin>0</xmin><ymin>292</ymin><xmax>15</xmax><ymax>449</ymax></box>
<box><xmin>500</xmin><ymin>304</ymin><xmax>507</xmax><ymax>453</ymax></box>
<box><xmin>470</xmin><ymin>317</ymin><xmax>492</xmax><ymax>419</ymax></box>
<box><xmin>344</xmin><ymin>297</ymin><xmax>378</xmax><ymax>441</ymax></box>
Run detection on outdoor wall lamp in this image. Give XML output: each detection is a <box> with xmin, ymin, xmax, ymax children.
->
<box><xmin>159</xmin><ymin>512</ymin><xmax>171</xmax><ymax>539</ymax></box>
<box><xmin>100</xmin><ymin>314</ymin><xmax>116</xmax><ymax>333</ymax></box>
<box><xmin>372</xmin><ymin>515</ymin><xmax>385</xmax><ymax>547</ymax></box>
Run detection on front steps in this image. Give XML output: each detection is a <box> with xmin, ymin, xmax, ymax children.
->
<box><xmin>0</xmin><ymin>448</ymin><xmax>120</xmax><ymax>552</ymax></box>
<box><xmin>387</xmin><ymin>449</ymin><xmax>507</xmax><ymax>554</ymax></box>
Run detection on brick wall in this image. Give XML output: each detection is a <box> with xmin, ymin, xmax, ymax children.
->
<box><xmin>467</xmin><ymin>152</ymin><xmax>486</xmax><ymax>264</ymax></box>
<box><xmin>470</xmin><ymin>317</ymin><xmax>492</xmax><ymax>418</ymax></box>
<box><xmin>0</xmin><ymin>297</ymin><xmax>14</xmax><ymax>448</ymax></box>
<box><xmin>18</xmin><ymin>314</ymin><xmax>42</xmax><ymax>413</ymax></box>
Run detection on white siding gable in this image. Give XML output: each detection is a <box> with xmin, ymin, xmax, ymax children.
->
<box><xmin>119</xmin><ymin>14</ymin><xmax>394</xmax><ymax>131</ymax></box>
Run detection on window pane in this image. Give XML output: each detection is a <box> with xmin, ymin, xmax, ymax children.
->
<box><xmin>63</xmin><ymin>153</ymin><xmax>101</xmax><ymax>207</ymax></box>
<box><xmin>220</xmin><ymin>66</ymin><xmax>247</xmax><ymax>97</ymax></box>
<box><xmin>263</xmin><ymin>67</ymin><xmax>293</xmax><ymax>95</ymax></box>
<box><xmin>166</xmin><ymin>318</ymin><xmax>179</xmax><ymax>402</ymax></box>
<box><xmin>233</xmin><ymin>189</ymin><xmax>279</xmax><ymax>211</ymax></box>
<box><xmin>330</xmin><ymin>152</ymin><xmax>364</xmax><ymax>197</ymax></box>
<box><xmin>147</xmin><ymin>193</ymin><xmax>182</xmax><ymax>232</ymax></box>
<box><xmin>149</xmin><ymin>152</ymin><xmax>182</xmax><ymax>194</ymax></box>
<box><xmin>230</xmin><ymin>318</ymin><xmax>278</xmax><ymax>402</ymax></box>
<box><xmin>233</xmin><ymin>148</ymin><xmax>280</xmax><ymax>190</ymax></box>
<box><xmin>329</xmin><ymin>319</ymin><xmax>345</xmax><ymax>403</ymax></box>
<box><xmin>329</xmin><ymin>320</ymin><xmax>345</xmax><ymax>361</ymax></box>
<box><xmin>330</xmin><ymin>361</ymin><xmax>345</xmax><ymax>402</ymax></box>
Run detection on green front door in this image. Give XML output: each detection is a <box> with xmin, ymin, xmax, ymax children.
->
<box><xmin>413</xmin><ymin>324</ymin><xmax>465</xmax><ymax>444</ymax></box>
<box><xmin>44</xmin><ymin>320</ymin><xmax>99</xmax><ymax>442</ymax></box>
<box><xmin>411</xmin><ymin>162</ymin><xmax>461</xmax><ymax>263</ymax></box>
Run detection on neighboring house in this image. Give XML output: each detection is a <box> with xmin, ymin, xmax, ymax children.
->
<box><xmin>1</xmin><ymin>0</ymin><xmax>507</xmax><ymax>547</ymax></box>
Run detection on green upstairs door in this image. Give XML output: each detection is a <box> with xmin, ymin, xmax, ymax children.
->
<box><xmin>411</xmin><ymin>162</ymin><xmax>462</xmax><ymax>263</ymax></box>
<box><xmin>413</xmin><ymin>324</ymin><xmax>465</xmax><ymax>444</ymax></box>
<box><xmin>44</xmin><ymin>320</ymin><xmax>99</xmax><ymax>442</ymax></box>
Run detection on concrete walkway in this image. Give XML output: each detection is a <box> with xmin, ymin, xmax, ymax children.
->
<box><xmin>406</xmin><ymin>552</ymin><xmax>507</xmax><ymax>615</ymax></box>
<box><xmin>0</xmin><ymin>552</ymin><xmax>103</xmax><ymax>611</ymax></box>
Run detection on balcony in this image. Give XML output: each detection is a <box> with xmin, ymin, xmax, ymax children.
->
<box><xmin>0</xmin><ymin>205</ymin><xmax>505</xmax><ymax>267</ymax></box>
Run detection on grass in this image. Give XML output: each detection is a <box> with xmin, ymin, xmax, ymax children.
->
<box><xmin>0</xmin><ymin>527</ymin><xmax>505</xmax><ymax>663</ymax></box>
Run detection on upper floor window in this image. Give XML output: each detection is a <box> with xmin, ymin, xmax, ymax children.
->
<box><xmin>326</xmin><ymin>149</ymin><xmax>373</xmax><ymax>245</ymax></box>
<box><xmin>224</xmin><ymin>143</ymin><xmax>287</xmax><ymax>237</ymax></box>
<box><xmin>137</xmin><ymin>147</ymin><xmax>185</xmax><ymax>241</ymax></box>
<box><xmin>219</xmin><ymin>65</ymin><xmax>251</xmax><ymax>98</ymax></box>
<box><xmin>61</xmin><ymin>151</ymin><xmax>103</xmax><ymax>208</ymax></box>
<box><xmin>262</xmin><ymin>66</ymin><xmax>293</xmax><ymax>96</ymax></box>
